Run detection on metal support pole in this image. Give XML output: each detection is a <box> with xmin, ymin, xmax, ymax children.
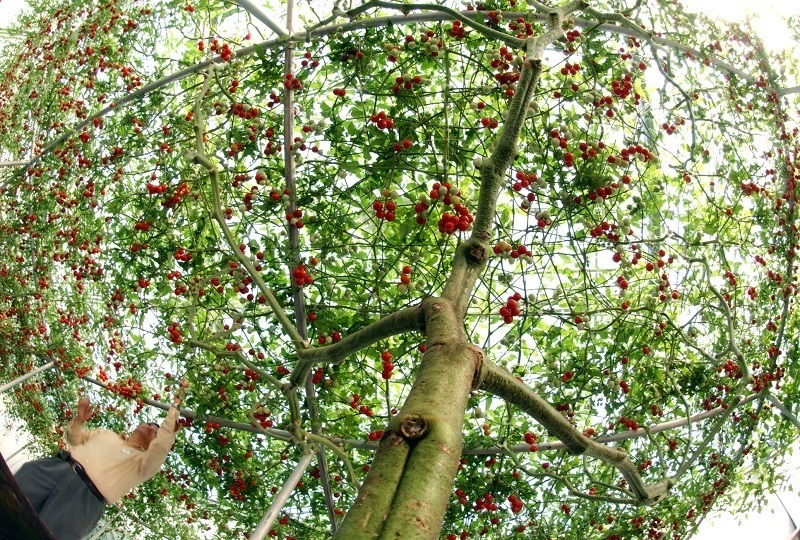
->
<box><xmin>5</xmin><ymin>441</ymin><xmax>31</xmax><ymax>462</ymax></box>
<box><xmin>250</xmin><ymin>453</ymin><xmax>314</xmax><ymax>540</ymax></box>
<box><xmin>0</xmin><ymin>361</ymin><xmax>55</xmax><ymax>394</ymax></box>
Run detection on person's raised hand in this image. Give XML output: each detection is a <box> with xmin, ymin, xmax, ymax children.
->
<box><xmin>172</xmin><ymin>378</ymin><xmax>190</xmax><ymax>407</ymax></box>
<box><xmin>76</xmin><ymin>398</ymin><xmax>95</xmax><ymax>423</ymax></box>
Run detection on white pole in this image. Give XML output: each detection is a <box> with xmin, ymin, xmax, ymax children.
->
<box><xmin>0</xmin><ymin>361</ymin><xmax>55</xmax><ymax>393</ymax></box>
<box><xmin>250</xmin><ymin>453</ymin><xmax>314</xmax><ymax>540</ymax></box>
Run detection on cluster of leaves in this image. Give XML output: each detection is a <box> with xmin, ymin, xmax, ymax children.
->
<box><xmin>0</xmin><ymin>0</ymin><xmax>798</xmax><ymax>538</ymax></box>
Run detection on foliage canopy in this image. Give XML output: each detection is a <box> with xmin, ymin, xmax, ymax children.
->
<box><xmin>1</xmin><ymin>0</ymin><xmax>799</xmax><ymax>538</ymax></box>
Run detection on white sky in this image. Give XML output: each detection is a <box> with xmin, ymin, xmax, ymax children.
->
<box><xmin>0</xmin><ymin>0</ymin><xmax>25</xmax><ymax>28</ymax></box>
<box><xmin>683</xmin><ymin>0</ymin><xmax>800</xmax><ymax>53</ymax></box>
<box><xmin>0</xmin><ymin>0</ymin><xmax>799</xmax><ymax>538</ymax></box>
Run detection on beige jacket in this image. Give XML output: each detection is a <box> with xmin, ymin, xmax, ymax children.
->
<box><xmin>66</xmin><ymin>407</ymin><xmax>179</xmax><ymax>504</ymax></box>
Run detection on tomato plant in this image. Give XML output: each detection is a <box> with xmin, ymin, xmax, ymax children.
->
<box><xmin>0</xmin><ymin>0</ymin><xmax>799</xmax><ymax>538</ymax></box>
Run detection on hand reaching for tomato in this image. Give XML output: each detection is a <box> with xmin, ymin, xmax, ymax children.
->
<box><xmin>172</xmin><ymin>378</ymin><xmax>190</xmax><ymax>407</ymax></box>
<box><xmin>76</xmin><ymin>398</ymin><xmax>95</xmax><ymax>424</ymax></box>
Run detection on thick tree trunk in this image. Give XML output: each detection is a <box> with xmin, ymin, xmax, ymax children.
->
<box><xmin>334</xmin><ymin>298</ymin><xmax>482</xmax><ymax>540</ymax></box>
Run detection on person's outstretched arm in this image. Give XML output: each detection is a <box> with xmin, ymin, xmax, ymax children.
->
<box><xmin>66</xmin><ymin>397</ymin><xmax>99</xmax><ymax>446</ymax></box>
<box><xmin>139</xmin><ymin>379</ymin><xmax>189</xmax><ymax>479</ymax></box>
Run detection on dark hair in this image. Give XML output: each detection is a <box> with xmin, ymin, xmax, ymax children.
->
<box><xmin>147</xmin><ymin>422</ymin><xmax>160</xmax><ymax>429</ymax></box>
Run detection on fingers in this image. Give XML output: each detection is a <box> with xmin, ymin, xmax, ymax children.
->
<box><xmin>76</xmin><ymin>398</ymin><xmax>95</xmax><ymax>421</ymax></box>
<box><xmin>172</xmin><ymin>378</ymin><xmax>190</xmax><ymax>407</ymax></box>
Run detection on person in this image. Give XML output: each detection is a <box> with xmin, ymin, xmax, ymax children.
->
<box><xmin>14</xmin><ymin>379</ymin><xmax>189</xmax><ymax>539</ymax></box>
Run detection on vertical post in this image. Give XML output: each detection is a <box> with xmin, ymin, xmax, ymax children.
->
<box><xmin>250</xmin><ymin>452</ymin><xmax>314</xmax><ymax>540</ymax></box>
<box><xmin>281</xmin><ymin>0</ymin><xmax>339</xmax><ymax>530</ymax></box>
<box><xmin>0</xmin><ymin>362</ymin><xmax>55</xmax><ymax>394</ymax></box>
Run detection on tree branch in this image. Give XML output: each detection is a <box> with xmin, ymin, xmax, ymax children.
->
<box><xmin>338</xmin><ymin>1</ymin><xmax>525</xmax><ymax>48</ymax></box>
<box><xmin>190</xmin><ymin>70</ymin><xmax>306</xmax><ymax>348</ymax></box>
<box><xmin>478</xmin><ymin>360</ymin><xmax>671</xmax><ymax>505</ymax></box>
<box><xmin>504</xmin><ymin>448</ymin><xmax>638</xmax><ymax>505</ymax></box>
<box><xmin>233</xmin><ymin>0</ymin><xmax>289</xmax><ymax>37</ymax></box>
<box><xmin>80</xmin><ymin>375</ymin><xmax>293</xmax><ymax>441</ymax></box>
<box><xmin>291</xmin><ymin>305</ymin><xmax>424</xmax><ymax>386</ymax></box>
<box><xmin>8</xmin><ymin>8</ymin><xmax>773</xmax><ymax>174</ymax></box>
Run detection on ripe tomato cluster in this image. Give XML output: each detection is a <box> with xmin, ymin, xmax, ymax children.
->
<box><xmin>438</xmin><ymin>209</ymin><xmax>472</xmax><ymax>234</ymax></box>
<box><xmin>285</xmin><ymin>208</ymin><xmax>304</xmax><ymax>228</ymax></box>
<box><xmin>166</xmin><ymin>321</ymin><xmax>182</xmax><ymax>344</ymax></box>
<box><xmin>291</xmin><ymin>264</ymin><xmax>313</xmax><ymax>287</ymax></box>
<box><xmin>380</xmin><ymin>350</ymin><xmax>394</xmax><ymax>380</ymax></box>
<box><xmin>133</xmin><ymin>220</ymin><xmax>152</xmax><ymax>231</ymax></box>
<box><xmin>392</xmin><ymin>138</ymin><xmax>413</xmax><ymax>152</ymax></box>
<box><xmin>412</xmin><ymin>197</ymin><xmax>429</xmax><ymax>225</ymax></box>
<box><xmin>430</xmin><ymin>182</ymin><xmax>473</xmax><ymax>234</ymax></box>
<box><xmin>173</xmin><ymin>247</ymin><xmax>192</xmax><ymax>263</ymax></box>
<box><xmin>208</xmin><ymin>39</ymin><xmax>233</xmax><ymax>62</ymax></box>
<box><xmin>498</xmin><ymin>292</ymin><xmax>522</xmax><ymax>324</ymax></box>
<box><xmin>447</xmin><ymin>19</ymin><xmax>466</xmax><ymax>39</ymax></box>
<box><xmin>508</xmin><ymin>16</ymin><xmax>534</xmax><ymax>38</ymax></box>
<box><xmin>511</xmin><ymin>171</ymin><xmax>539</xmax><ymax>210</ymax></box>
<box><xmin>480</xmin><ymin>116</ymin><xmax>499</xmax><ymax>129</ymax></box>
<box><xmin>283</xmin><ymin>72</ymin><xmax>302</xmax><ymax>90</ymax></box>
<box><xmin>369</xmin><ymin>110</ymin><xmax>394</xmax><ymax>130</ymax></box>
<box><xmin>508</xmin><ymin>493</ymin><xmax>524</xmax><ymax>514</ymax></box>
<box><xmin>300</xmin><ymin>50</ymin><xmax>319</xmax><ymax>69</ymax></box>
<box><xmin>349</xmin><ymin>393</ymin><xmax>373</xmax><ymax>416</ymax></box>
<box><xmin>146</xmin><ymin>182</ymin><xmax>167</xmax><ymax>195</ymax></box>
<box><xmin>106</xmin><ymin>377</ymin><xmax>142</xmax><ymax>399</ymax></box>
<box><xmin>372</xmin><ymin>199</ymin><xmax>396</xmax><ymax>221</ymax></box>
<box><xmin>523</xmin><ymin>431</ymin><xmax>537</xmax><ymax>447</ymax></box>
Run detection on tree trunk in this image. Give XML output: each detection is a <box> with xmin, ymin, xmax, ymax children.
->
<box><xmin>334</xmin><ymin>298</ymin><xmax>483</xmax><ymax>540</ymax></box>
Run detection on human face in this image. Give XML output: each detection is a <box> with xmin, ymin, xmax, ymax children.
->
<box><xmin>131</xmin><ymin>422</ymin><xmax>159</xmax><ymax>449</ymax></box>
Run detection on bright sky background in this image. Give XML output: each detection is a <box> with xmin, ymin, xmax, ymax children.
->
<box><xmin>0</xmin><ymin>0</ymin><xmax>799</xmax><ymax>538</ymax></box>
<box><xmin>684</xmin><ymin>0</ymin><xmax>800</xmax><ymax>52</ymax></box>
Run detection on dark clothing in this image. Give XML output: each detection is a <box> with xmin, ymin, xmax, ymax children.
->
<box><xmin>15</xmin><ymin>457</ymin><xmax>106</xmax><ymax>539</ymax></box>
